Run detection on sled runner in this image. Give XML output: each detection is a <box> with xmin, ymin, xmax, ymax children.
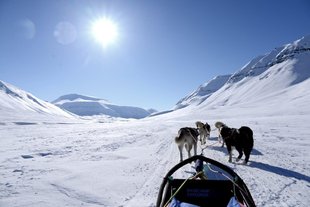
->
<box><xmin>156</xmin><ymin>155</ymin><xmax>256</xmax><ymax>207</ymax></box>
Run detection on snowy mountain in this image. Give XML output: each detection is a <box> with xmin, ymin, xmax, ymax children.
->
<box><xmin>174</xmin><ymin>75</ymin><xmax>231</xmax><ymax>110</ymax></box>
<box><xmin>178</xmin><ymin>35</ymin><xmax>310</xmax><ymax>116</ymax></box>
<box><xmin>0</xmin><ymin>80</ymin><xmax>75</xmax><ymax>123</ymax></box>
<box><xmin>227</xmin><ymin>35</ymin><xmax>310</xmax><ymax>85</ymax></box>
<box><xmin>200</xmin><ymin>35</ymin><xmax>310</xmax><ymax>114</ymax></box>
<box><xmin>52</xmin><ymin>94</ymin><xmax>154</xmax><ymax>119</ymax></box>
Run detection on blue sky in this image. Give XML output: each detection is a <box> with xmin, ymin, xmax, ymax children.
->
<box><xmin>1</xmin><ymin>0</ymin><xmax>310</xmax><ymax>111</ymax></box>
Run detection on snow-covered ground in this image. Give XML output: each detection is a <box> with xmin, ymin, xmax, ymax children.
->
<box><xmin>0</xmin><ymin>106</ymin><xmax>309</xmax><ymax>206</ymax></box>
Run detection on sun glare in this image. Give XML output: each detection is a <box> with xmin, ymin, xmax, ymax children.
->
<box><xmin>91</xmin><ymin>18</ymin><xmax>118</xmax><ymax>47</ymax></box>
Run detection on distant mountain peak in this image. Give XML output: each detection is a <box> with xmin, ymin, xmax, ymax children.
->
<box><xmin>52</xmin><ymin>93</ymin><xmax>106</xmax><ymax>103</ymax></box>
<box><xmin>227</xmin><ymin>35</ymin><xmax>310</xmax><ymax>85</ymax></box>
<box><xmin>0</xmin><ymin>80</ymin><xmax>23</xmax><ymax>99</ymax></box>
<box><xmin>53</xmin><ymin>93</ymin><xmax>153</xmax><ymax>119</ymax></box>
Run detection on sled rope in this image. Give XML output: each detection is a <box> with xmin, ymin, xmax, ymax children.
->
<box><xmin>206</xmin><ymin>163</ymin><xmax>252</xmax><ymax>206</ymax></box>
<box><xmin>200</xmin><ymin>141</ymin><xmax>219</xmax><ymax>155</ymax></box>
<box><xmin>188</xmin><ymin>130</ymin><xmax>198</xmax><ymax>143</ymax></box>
<box><xmin>163</xmin><ymin>171</ymin><xmax>204</xmax><ymax>207</ymax></box>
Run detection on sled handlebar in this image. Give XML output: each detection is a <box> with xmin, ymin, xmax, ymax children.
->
<box><xmin>156</xmin><ymin>155</ymin><xmax>256</xmax><ymax>207</ymax></box>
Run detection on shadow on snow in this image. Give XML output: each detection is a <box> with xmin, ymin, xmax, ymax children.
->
<box><xmin>209</xmin><ymin>145</ymin><xmax>263</xmax><ymax>156</ymax></box>
<box><xmin>205</xmin><ymin>138</ymin><xmax>309</xmax><ymax>182</ymax></box>
<box><xmin>249</xmin><ymin>161</ymin><xmax>310</xmax><ymax>182</ymax></box>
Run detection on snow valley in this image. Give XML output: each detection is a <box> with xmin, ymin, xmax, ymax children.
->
<box><xmin>0</xmin><ymin>35</ymin><xmax>310</xmax><ymax>206</ymax></box>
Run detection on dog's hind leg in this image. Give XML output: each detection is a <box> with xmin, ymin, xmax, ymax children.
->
<box><xmin>226</xmin><ymin>144</ymin><xmax>233</xmax><ymax>162</ymax></box>
<box><xmin>244</xmin><ymin>154</ymin><xmax>249</xmax><ymax>164</ymax></box>
<box><xmin>243</xmin><ymin>148</ymin><xmax>252</xmax><ymax>164</ymax></box>
<box><xmin>235</xmin><ymin>146</ymin><xmax>243</xmax><ymax>162</ymax></box>
<box><xmin>185</xmin><ymin>143</ymin><xmax>192</xmax><ymax>159</ymax></box>
<box><xmin>194</xmin><ymin>142</ymin><xmax>197</xmax><ymax>156</ymax></box>
<box><xmin>228</xmin><ymin>152</ymin><xmax>233</xmax><ymax>163</ymax></box>
<box><xmin>178</xmin><ymin>144</ymin><xmax>184</xmax><ymax>162</ymax></box>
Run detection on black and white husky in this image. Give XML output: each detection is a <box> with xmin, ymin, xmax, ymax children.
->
<box><xmin>220</xmin><ymin>126</ymin><xmax>254</xmax><ymax>164</ymax></box>
<box><xmin>215</xmin><ymin>121</ymin><xmax>227</xmax><ymax>147</ymax></box>
<box><xmin>195</xmin><ymin>121</ymin><xmax>211</xmax><ymax>145</ymax></box>
<box><xmin>175</xmin><ymin>127</ymin><xmax>199</xmax><ymax>162</ymax></box>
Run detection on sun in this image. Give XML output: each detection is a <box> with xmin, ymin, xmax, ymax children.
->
<box><xmin>91</xmin><ymin>18</ymin><xmax>118</xmax><ymax>47</ymax></box>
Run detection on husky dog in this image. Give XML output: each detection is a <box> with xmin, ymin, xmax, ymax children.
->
<box><xmin>220</xmin><ymin>126</ymin><xmax>254</xmax><ymax>164</ymax></box>
<box><xmin>195</xmin><ymin>121</ymin><xmax>211</xmax><ymax>145</ymax></box>
<box><xmin>215</xmin><ymin>121</ymin><xmax>227</xmax><ymax>147</ymax></box>
<box><xmin>175</xmin><ymin>127</ymin><xmax>199</xmax><ymax>162</ymax></box>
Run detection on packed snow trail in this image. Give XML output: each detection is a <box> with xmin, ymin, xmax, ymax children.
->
<box><xmin>1</xmin><ymin>114</ymin><xmax>309</xmax><ymax>206</ymax></box>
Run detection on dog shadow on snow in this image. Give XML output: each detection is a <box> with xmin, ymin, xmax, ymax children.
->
<box><xmin>210</xmin><ymin>145</ymin><xmax>263</xmax><ymax>156</ymax></box>
<box><xmin>210</xmin><ymin>146</ymin><xmax>309</xmax><ymax>182</ymax></box>
<box><xmin>249</xmin><ymin>161</ymin><xmax>310</xmax><ymax>182</ymax></box>
<box><xmin>207</xmin><ymin>138</ymin><xmax>309</xmax><ymax>182</ymax></box>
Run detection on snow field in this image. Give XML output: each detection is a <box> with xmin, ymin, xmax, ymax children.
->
<box><xmin>1</xmin><ymin>112</ymin><xmax>309</xmax><ymax>206</ymax></box>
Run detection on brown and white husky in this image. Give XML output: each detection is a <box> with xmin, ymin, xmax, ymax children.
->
<box><xmin>175</xmin><ymin>127</ymin><xmax>199</xmax><ymax>162</ymax></box>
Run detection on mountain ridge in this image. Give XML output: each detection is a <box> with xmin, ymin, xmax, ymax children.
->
<box><xmin>53</xmin><ymin>94</ymin><xmax>155</xmax><ymax>119</ymax></box>
<box><xmin>174</xmin><ymin>75</ymin><xmax>231</xmax><ymax>110</ymax></box>
<box><xmin>173</xmin><ymin>35</ymin><xmax>310</xmax><ymax>112</ymax></box>
<box><xmin>0</xmin><ymin>80</ymin><xmax>76</xmax><ymax>122</ymax></box>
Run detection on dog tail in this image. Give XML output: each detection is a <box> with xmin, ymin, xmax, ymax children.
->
<box><xmin>240</xmin><ymin>126</ymin><xmax>254</xmax><ymax>149</ymax></box>
<box><xmin>175</xmin><ymin>129</ymin><xmax>184</xmax><ymax>144</ymax></box>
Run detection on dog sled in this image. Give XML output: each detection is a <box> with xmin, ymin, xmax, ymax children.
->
<box><xmin>156</xmin><ymin>155</ymin><xmax>256</xmax><ymax>207</ymax></box>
